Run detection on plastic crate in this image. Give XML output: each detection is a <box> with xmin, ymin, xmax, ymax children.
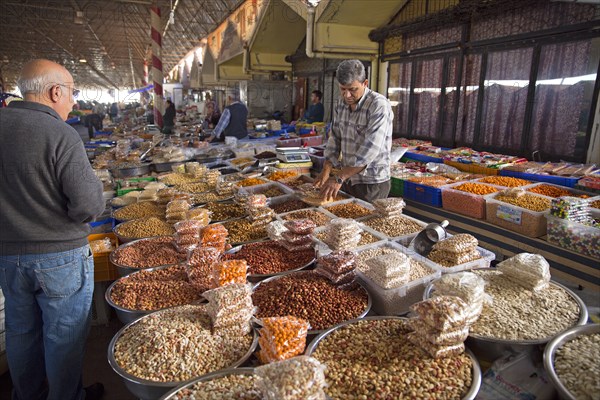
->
<box><xmin>301</xmin><ymin>135</ymin><xmax>323</xmax><ymax>147</ymax></box>
<box><xmin>312</xmin><ymin>222</ymin><xmax>387</xmax><ymax>256</ymax></box>
<box><xmin>390</xmin><ymin>177</ymin><xmax>404</xmax><ymax>197</ymax></box>
<box><xmin>484</xmin><ymin>192</ymin><xmax>551</xmax><ymax>238</ymax></box>
<box><xmin>354</xmin><ymin>242</ymin><xmax>441</xmax><ymax>315</ymax></box>
<box><xmin>403</xmin><ymin>152</ymin><xmax>444</xmax><ymax>164</ymax></box>
<box><xmin>500</xmin><ymin>169</ymin><xmax>579</xmax><ymax>188</ymax></box>
<box><xmin>276</xmin><ymin>138</ymin><xmax>302</xmax><ymax>147</ymax></box>
<box><xmin>403</xmin><ymin>181</ymin><xmax>443</xmax><ymax>207</ymax></box>
<box><xmin>521</xmin><ymin>182</ymin><xmax>594</xmax><ymax>199</ymax></box>
<box><xmin>322</xmin><ymin>198</ymin><xmax>376</xmax><ymax>221</ymax></box>
<box><xmin>88</xmin><ymin>233</ymin><xmax>119</xmax><ymax>282</ymax></box>
<box><xmin>360</xmin><ymin>214</ymin><xmax>427</xmax><ymax>246</ymax></box>
<box><xmin>441</xmin><ymin>182</ymin><xmax>502</xmax><ymax>220</ymax></box>
<box><xmin>546</xmin><ymin>213</ymin><xmax>599</xmax><ymax>259</ymax></box>
<box><xmin>444</xmin><ymin>160</ymin><xmax>500</xmax><ymax>176</ymax></box>
<box><xmin>89</xmin><ymin>218</ymin><xmax>114</xmax><ymax>234</ymax></box>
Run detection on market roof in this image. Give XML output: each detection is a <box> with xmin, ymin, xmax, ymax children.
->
<box><xmin>0</xmin><ymin>0</ymin><xmax>244</xmax><ymax>90</ymax></box>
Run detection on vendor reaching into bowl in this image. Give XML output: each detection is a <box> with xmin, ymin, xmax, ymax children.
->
<box><xmin>314</xmin><ymin>59</ymin><xmax>393</xmax><ymax>203</ymax></box>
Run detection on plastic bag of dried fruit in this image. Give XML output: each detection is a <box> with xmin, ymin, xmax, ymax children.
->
<box><xmin>257</xmin><ymin>316</ymin><xmax>311</xmax><ymax>363</ymax></box>
<box><xmin>211</xmin><ymin>259</ymin><xmax>248</xmax><ymax>287</ymax></box>
<box><xmin>410</xmin><ymin>295</ymin><xmax>470</xmax><ymax>331</ymax></box>
<box><xmin>277</xmin><ymin>239</ymin><xmax>313</xmax><ymax>253</ymax></box>
<box><xmin>314</xmin><ymin>266</ymin><xmax>356</xmax><ymax>286</ymax></box>
<box><xmin>255</xmin><ymin>355</ymin><xmax>328</xmax><ymax>400</ymax></box>
<box><xmin>284</xmin><ymin>219</ymin><xmax>317</xmax><ymax>235</ymax></box>
<box><xmin>266</xmin><ymin>220</ymin><xmax>288</xmax><ymax>241</ymax></box>
<box><xmin>317</xmin><ymin>250</ymin><xmax>356</xmax><ymax>274</ymax></box>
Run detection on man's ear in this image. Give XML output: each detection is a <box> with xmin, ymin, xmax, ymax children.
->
<box><xmin>363</xmin><ymin>79</ymin><xmax>369</xmax><ymax>88</ymax></box>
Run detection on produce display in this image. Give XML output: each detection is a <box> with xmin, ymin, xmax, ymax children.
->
<box><xmin>252</xmin><ymin>271</ymin><xmax>369</xmax><ymax>331</ymax></box>
<box><xmin>362</xmin><ymin>215</ymin><xmax>424</xmax><ymax>238</ymax></box>
<box><xmin>485</xmin><ymin>191</ymin><xmax>551</xmax><ymax>237</ymax></box>
<box><xmin>222</xmin><ymin>219</ymin><xmax>268</xmax><ymax>244</ymax></box>
<box><xmin>113</xmin><ymin>201</ymin><xmax>164</xmax><ymax>221</ymax></box>
<box><xmin>527</xmin><ymin>183</ymin><xmax>591</xmax><ymax>198</ymax></box>
<box><xmin>324</xmin><ymin>201</ymin><xmax>374</xmax><ymax>219</ymax></box>
<box><xmin>441</xmin><ymin>182</ymin><xmax>499</xmax><ymax>219</ymax></box>
<box><xmin>477</xmin><ymin>176</ymin><xmax>531</xmax><ymax>187</ymax></box>
<box><xmin>111</xmin><ymin>236</ymin><xmax>182</xmax><ymax>269</ymax></box>
<box><xmin>271</xmin><ymin>198</ymin><xmax>310</xmax><ymax>214</ymax></box>
<box><xmin>310</xmin><ymin>318</ymin><xmax>473</xmax><ymax>399</ymax></box>
<box><xmin>205</xmin><ymin>201</ymin><xmax>246</xmax><ymax>221</ymax></box>
<box><xmin>554</xmin><ymin>332</ymin><xmax>600</xmax><ymax>399</ymax></box>
<box><xmin>223</xmin><ymin>240</ymin><xmax>314</xmax><ymax>276</ymax></box>
<box><xmin>171</xmin><ymin>373</ymin><xmax>260</xmax><ymax>400</ymax></box>
<box><xmin>280</xmin><ymin>209</ymin><xmax>331</xmax><ymax>227</ymax></box>
<box><xmin>112</xmin><ymin>305</ymin><xmax>254</xmax><ymax>382</ymax></box>
<box><xmin>114</xmin><ymin>217</ymin><xmax>175</xmax><ymax>239</ymax></box>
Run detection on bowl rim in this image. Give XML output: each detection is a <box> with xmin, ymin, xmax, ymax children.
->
<box><xmin>543</xmin><ymin>323</ymin><xmax>600</xmax><ymax>400</ymax></box>
<box><xmin>304</xmin><ymin>315</ymin><xmax>482</xmax><ymax>400</ymax></box>
<box><xmin>158</xmin><ymin>367</ymin><xmax>255</xmax><ymax>400</ymax></box>
<box><xmin>107</xmin><ymin>305</ymin><xmax>259</xmax><ymax>388</ymax></box>
<box><xmin>251</xmin><ymin>270</ymin><xmax>372</xmax><ymax>335</ymax></box>
<box><xmin>109</xmin><ymin>235</ymin><xmax>178</xmax><ymax>271</ymax></box>
<box><xmin>423</xmin><ymin>268</ymin><xmax>589</xmax><ymax>345</ymax></box>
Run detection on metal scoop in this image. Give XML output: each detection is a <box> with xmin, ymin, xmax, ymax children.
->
<box><xmin>409</xmin><ymin>220</ymin><xmax>449</xmax><ymax>257</ymax></box>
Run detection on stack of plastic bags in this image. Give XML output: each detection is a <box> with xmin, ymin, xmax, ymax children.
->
<box><xmin>364</xmin><ymin>252</ymin><xmax>411</xmax><ymax>289</ymax></box>
<box><xmin>166</xmin><ymin>199</ymin><xmax>192</xmax><ymax>225</ymax></box>
<box><xmin>157</xmin><ymin>188</ymin><xmax>178</xmax><ymax>208</ymax></box>
<box><xmin>255</xmin><ymin>356</ymin><xmax>328</xmax><ymax>400</ymax></box>
<box><xmin>427</xmin><ymin>234</ymin><xmax>481</xmax><ymax>267</ymax></box>
<box><xmin>185</xmin><ymin>162</ymin><xmax>207</xmax><ymax>177</ymax></box>
<box><xmin>186</xmin><ymin>247</ymin><xmax>220</xmax><ymax>290</ymax></box>
<box><xmin>409</xmin><ymin>295</ymin><xmax>472</xmax><ymax>358</ymax></box>
<box><xmin>256</xmin><ymin>316</ymin><xmax>311</xmax><ymax>364</ymax></box>
<box><xmin>200</xmin><ymin>224</ymin><xmax>228</xmax><ymax>253</ymax></box>
<box><xmin>215</xmin><ymin>177</ymin><xmax>237</xmax><ymax>196</ymax></box>
<box><xmin>497</xmin><ymin>253</ymin><xmax>551</xmax><ymax>292</ymax></box>
<box><xmin>211</xmin><ymin>259</ymin><xmax>248</xmax><ymax>288</ymax></box>
<box><xmin>321</xmin><ymin>218</ymin><xmax>362</xmax><ymax>250</ymax></box>
<box><xmin>314</xmin><ymin>250</ymin><xmax>357</xmax><ymax>290</ymax></box>
<box><xmin>431</xmin><ymin>271</ymin><xmax>487</xmax><ymax>324</ymax></box>
<box><xmin>204</xmin><ymin>170</ymin><xmax>221</xmax><ymax>189</ymax></box>
<box><xmin>185</xmin><ymin>208</ymin><xmax>211</xmax><ymax>225</ymax></box>
<box><xmin>245</xmin><ymin>194</ymin><xmax>275</xmax><ymax>227</ymax></box>
<box><xmin>266</xmin><ymin>220</ymin><xmax>287</xmax><ymax>241</ymax></box>
<box><xmin>203</xmin><ymin>283</ymin><xmax>254</xmax><ymax>335</ymax></box>
<box><xmin>372</xmin><ymin>197</ymin><xmax>406</xmax><ymax>217</ymax></box>
<box><xmin>280</xmin><ymin>219</ymin><xmax>316</xmax><ymax>252</ymax></box>
<box><xmin>173</xmin><ymin>220</ymin><xmax>204</xmax><ymax>253</ymax></box>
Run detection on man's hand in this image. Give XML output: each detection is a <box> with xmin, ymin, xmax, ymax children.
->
<box><xmin>319</xmin><ymin>177</ymin><xmax>342</xmax><ymax>201</ymax></box>
<box><xmin>313</xmin><ymin>170</ymin><xmax>330</xmax><ymax>188</ymax></box>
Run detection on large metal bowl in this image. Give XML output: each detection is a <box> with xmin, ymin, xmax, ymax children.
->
<box><xmin>226</xmin><ymin>243</ymin><xmax>315</xmax><ymax>283</ymax></box>
<box><xmin>305</xmin><ymin>316</ymin><xmax>482</xmax><ymax>400</ymax></box>
<box><xmin>423</xmin><ymin>270</ymin><xmax>589</xmax><ymax>362</ymax></box>
<box><xmin>151</xmin><ymin>160</ymin><xmax>192</xmax><ymax>173</ymax></box>
<box><xmin>108</xmin><ymin>308</ymin><xmax>259</xmax><ymax>400</ymax></box>
<box><xmin>110</xmin><ymin>164</ymin><xmax>152</xmax><ymax>178</ymax></box>
<box><xmin>159</xmin><ymin>368</ymin><xmax>255</xmax><ymax>400</ymax></box>
<box><xmin>252</xmin><ymin>271</ymin><xmax>372</xmax><ymax>335</ymax></box>
<box><xmin>113</xmin><ymin>220</ymin><xmax>174</xmax><ymax>245</ymax></box>
<box><xmin>543</xmin><ymin>323</ymin><xmax>600</xmax><ymax>400</ymax></box>
<box><xmin>105</xmin><ymin>265</ymin><xmax>198</xmax><ymax>325</ymax></box>
<box><xmin>109</xmin><ymin>236</ymin><xmax>178</xmax><ymax>277</ymax></box>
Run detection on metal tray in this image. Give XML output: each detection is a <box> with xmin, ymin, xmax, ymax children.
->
<box><xmin>151</xmin><ymin>160</ymin><xmax>192</xmax><ymax>173</ymax></box>
<box><xmin>108</xmin><ymin>308</ymin><xmax>258</xmax><ymax>400</ymax></box>
<box><xmin>110</xmin><ymin>164</ymin><xmax>152</xmax><ymax>178</ymax></box>
<box><xmin>226</xmin><ymin>242</ymin><xmax>315</xmax><ymax>283</ymax></box>
<box><xmin>252</xmin><ymin>271</ymin><xmax>371</xmax><ymax>335</ymax></box>
<box><xmin>543</xmin><ymin>323</ymin><xmax>600</xmax><ymax>400</ymax></box>
<box><xmin>159</xmin><ymin>368</ymin><xmax>255</xmax><ymax>400</ymax></box>
<box><xmin>109</xmin><ymin>236</ymin><xmax>178</xmax><ymax>277</ymax></box>
<box><xmin>304</xmin><ymin>316</ymin><xmax>482</xmax><ymax>400</ymax></box>
<box><xmin>423</xmin><ymin>269</ymin><xmax>589</xmax><ymax>362</ymax></box>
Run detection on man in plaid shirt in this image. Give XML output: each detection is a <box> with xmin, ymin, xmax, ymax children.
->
<box><xmin>315</xmin><ymin>59</ymin><xmax>393</xmax><ymax>202</ymax></box>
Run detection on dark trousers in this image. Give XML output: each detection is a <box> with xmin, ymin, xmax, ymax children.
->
<box><xmin>341</xmin><ymin>180</ymin><xmax>391</xmax><ymax>203</ymax></box>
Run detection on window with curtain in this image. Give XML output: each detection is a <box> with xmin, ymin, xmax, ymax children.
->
<box><xmin>441</xmin><ymin>56</ymin><xmax>460</xmax><ymax>146</ymax></box>
<box><xmin>388</xmin><ymin>62</ymin><xmax>412</xmax><ymax>136</ymax></box>
<box><xmin>411</xmin><ymin>58</ymin><xmax>444</xmax><ymax>139</ymax></box>
<box><xmin>455</xmin><ymin>54</ymin><xmax>482</xmax><ymax>146</ymax></box>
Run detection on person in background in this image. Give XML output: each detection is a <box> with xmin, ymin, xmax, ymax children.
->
<box><xmin>304</xmin><ymin>89</ymin><xmax>325</xmax><ymax>123</ymax></box>
<box><xmin>205</xmin><ymin>93</ymin><xmax>248</xmax><ymax>142</ymax></box>
<box><xmin>162</xmin><ymin>99</ymin><xmax>176</xmax><ymax>134</ymax></box>
<box><xmin>314</xmin><ymin>59</ymin><xmax>393</xmax><ymax>203</ymax></box>
<box><xmin>85</xmin><ymin>111</ymin><xmax>103</xmax><ymax>139</ymax></box>
<box><xmin>0</xmin><ymin>59</ymin><xmax>106</xmax><ymax>400</ymax></box>
<box><xmin>203</xmin><ymin>100</ymin><xmax>221</xmax><ymax>129</ymax></box>
<box><xmin>109</xmin><ymin>102</ymin><xmax>118</xmax><ymax>122</ymax></box>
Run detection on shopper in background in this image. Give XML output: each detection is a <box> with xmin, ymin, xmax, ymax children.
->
<box><xmin>109</xmin><ymin>102</ymin><xmax>119</xmax><ymax>122</ymax></box>
<box><xmin>162</xmin><ymin>98</ymin><xmax>176</xmax><ymax>134</ymax></box>
<box><xmin>0</xmin><ymin>59</ymin><xmax>106</xmax><ymax>400</ymax></box>
<box><xmin>303</xmin><ymin>89</ymin><xmax>325</xmax><ymax>123</ymax></box>
<box><xmin>314</xmin><ymin>59</ymin><xmax>393</xmax><ymax>202</ymax></box>
<box><xmin>203</xmin><ymin>99</ymin><xmax>221</xmax><ymax>129</ymax></box>
<box><xmin>205</xmin><ymin>93</ymin><xmax>248</xmax><ymax>142</ymax></box>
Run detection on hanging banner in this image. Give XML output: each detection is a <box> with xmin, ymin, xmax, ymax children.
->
<box><xmin>128</xmin><ymin>84</ymin><xmax>154</xmax><ymax>94</ymax></box>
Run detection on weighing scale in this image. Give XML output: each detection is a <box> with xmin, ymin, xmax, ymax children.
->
<box><xmin>276</xmin><ymin>147</ymin><xmax>311</xmax><ymax>163</ymax></box>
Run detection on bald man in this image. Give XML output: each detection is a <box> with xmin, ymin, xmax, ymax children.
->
<box><xmin>0</xmin><ymin>60</ymin><xmax>105</xmax><ymax>400</ymax></box>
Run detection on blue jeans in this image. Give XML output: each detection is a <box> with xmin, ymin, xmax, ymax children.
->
<box><xmin>0</xmin><ymin>245</ymin><xmax>94</xmax><ymax>400</ymax></box>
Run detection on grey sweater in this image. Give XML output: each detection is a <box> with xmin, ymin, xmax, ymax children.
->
<box><xmin>0</xmin><ymin>101</ymin><xmax>105</xmax><ymax>255</ymax></box>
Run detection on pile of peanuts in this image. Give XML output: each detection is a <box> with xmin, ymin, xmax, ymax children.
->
<box><xmin>527</xmin><ymin>184</ymin><xmax>589</xmax><ymax>198</ymax></box>
<box><xmin>271</xmin><ymin>199</ymin><xmax>309</xmax><ymax>214</ymax></box>
<box><xmin>174</xmin><ymin>182</ymin><xmax>210</xmax><ymax>194</ymax></box>
<box><xmin>115</xmin><ymin>217</ymin><xmax>175</xmax><ymax>239</ymax></box>
<box><xmin>205</xmin><ymin>202</ymin><xmax>246</xmax><ymax>221</ymax></box>
<box><xmin>223</xmin><ymin>241</ymin><xmax>314</xmax><ymax>275</ymax></box>
<box><xmin>470</xmin><ymin>270</ymin><xmax>581</xmax><ymax>340</ymax></box>
<box><xmin>112</xmin><ymin>236</ymin><xmax>182</xmax><ymax>269</ymax></box>
<box><xmin>192</xmin><ymin>191</ymin><xmax>232</xmax><ymax>204</ymax></box>
<box><xmin>494</xmin><ymin>193</ymin><xmax>551</xmax><ymax>212</ymax></box>
<box><xmin>478</xmin><ymin>176</ymin><xmax>531</xmax><ymax>187</ymax></box>
<box><xmin>222</xmin><ymin>219</ymin><xmax>268</xmax><ymax>243</ymax></box>
<box><xmin>113</xmin><ymin>201</ymin><xmax>165</xmax><ymax>221</ymax></box>
<box><xmin>362</xmin><ymin>215</ymin><xmax>423</xmax><ymax>238</ymax></box>
<box><xmin>252</xmin><ymin>271</ymin><xmax>369</xmax><ymax>331</ymax></box>
<box><xmin>554</xmin><ymin>333</ymin><xmax>600</xmax><ymax>399</ymax></box>
<box><xmin>311</xmin><ymin>318</ymin><xmax>473</xmax><ymax>399</ymax></box>
<box><xmin>325</xmin><ymin>202</ymin><xmax>374</xmax><ymax>219</ymax></box>
<box><xmin>281</xmin><ymin>209</ymin><xmax>331</xmax><ymax>227</ymax></box>
<box><xmin>113</xmin><ymin>305</ymin><xmax>254</xmax><ymax>382</ymax></box>
<box><xmin>171</xmin><ymin>374</ymin><xmax>260</xmax><ymax>400</ymax></box>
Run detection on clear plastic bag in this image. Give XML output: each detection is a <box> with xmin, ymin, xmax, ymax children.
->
<box><xmin>433</xmin><ymin>272</ymin><xmax>486</xmax><ymax>304</ymax></box>
<box><xmin>267</xmin><ymin>220</ymin><xmax>288</xmax><ymax>241</ymax></box>
<box><xmin>284</xmin><ymin>219</ymin><xmax>317</xmax><ymax>235</ymax></box>
<box><xmin>257</xmin><ymin>316</ymin><xmax>310</xmax><ymax>363</ymax></box>
<box><xmin>186</xmin><ymin>208</ymin><xmax>211</xmax><ymax>226</ymax></box>
<box><xmin>277</xmin><ymin>240</ymin><xmax>314</xmax><ymax>252</ymax></box>
<box><xmin>166</xmin><ymin>211</ymin><xmax>188</xmax><ymax>221</ymax></box>
<box><xmin>410</xmin><ymin>296</ymin><xmax>469</xmax><ymax>331</ymax></box>
<box><xmin>372</xmin><ymin>198</ymin><xmax>406</xmax><ymax>215</ymax></box>
<box><xmin>428</xmin><ymin>248</ymin><xmax>481</xmax><ymax>267</ymax></box>
<box><xmin>408</xmin><ymin>332</ymin><xmax>465</xmax><ymax>359</ymax></box>
<box><xmin>317</xmin><ymin>250</ymin><xmax>356</xmax><ymax>274</ymax></box>
<box><xmin>174</xmin><ymin>220</ymin><xmax>205</xmax><ymax>235</ymax></box>
<box><xmin>211</xmin><ymin>259</ymin><xmax>248</xmax><ymax>287</ymax></box>
<box><xmin>314</xmin><ymin>266</ymin><xmax>356</xmax><ymax>286</ymax></box>
<box><xmin>281</xmin><ymin>231</ymin><xmax>313</xmax><ymax>245</ymax></box>
<box><xmin>246</xmin><ymin>194</ymin><xmax>268</xmax><ymax>209</ymax></box>
<box><xmin>431</xmin><ymin>234</ymin><xmax>478</xmax><ymax>254</ymax></box>
<box><xmin>255</xmin><ymin>356</ymin><xmax>327</xmax><ymax>400</ymax></box>
<box><xmin>174</xmin><ymin>232</ymin><xmax>200</xmax><ymax>246</ymax></box>
<box><xmin>497</xmin><ymin>253</ymin><xmax>550</xmax><ymax>291</ymax></box>
<box><xmin>166</xmin><ymin>199</ymin><xmax>191</xmax><ymax>214</ymax></box>
<box><xmin>89</xmin><ymin>238</ymin><xmax>113</xmax><ymax>254</ymax></box>
<box><xmin>364</xmin><ymin>252</ymin><xmax>411</xmax><ymax>289</ymax></box>
<box><xmin>248</xmin><ymin>206</ymin><xmax>275</xmax><ymax>220</ymax></box>
<box><xmin>408</xmin><ymin>318</ymin><xmax>470</xmax><ymax>346</ymax></box>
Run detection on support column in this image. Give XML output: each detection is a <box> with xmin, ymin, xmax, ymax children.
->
<box><xmin>141</xmin><ymin>60</ymin><xmax>149</xmax><ymax>105</ymax></box>
<box><xmin>151</xmin><ymin>6</ymin><xmax>163</xmax><ymax>128</ymax></box>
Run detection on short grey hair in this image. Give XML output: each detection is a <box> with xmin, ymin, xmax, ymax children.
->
<box><xmin>336</xmin><ymin>60</ymin><xmax>366</xmax><ymax>85</ymax></box>
<box><xmin>17</xmin><ymin>70</ymin><xmax>63</xmax><ymax>95</ymax></box>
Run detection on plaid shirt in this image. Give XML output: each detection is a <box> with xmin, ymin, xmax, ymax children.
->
<box><xmin>325</xmin><ymin>87</ymin><xmax>393</xmax><ymax>185</ymax></box>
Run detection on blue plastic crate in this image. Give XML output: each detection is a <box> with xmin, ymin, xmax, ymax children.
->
<box><xmin>403</xmin><ymin>152</ymin><xmax>444</xmax><ymax>164</ymax></box>
<box><xmin>500</xmin><ymin>170</ymin><xmax>579</xmax><ymax>188</ymax></box>
<box><xmin>298</xmin><ymin>128</ymin><xmax>312</xmax><ymax>135</ymax></box>
<box><xmin>403</xmin><ymin>181</ymin><xmax>443</xmax><ymax>207</ymax></box>
<box><xmin>93</xmin><ymin>130</ymin><xmax>112</xmax><ymax>137</ymax></box>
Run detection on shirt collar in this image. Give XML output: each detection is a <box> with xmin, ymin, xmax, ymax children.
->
<box><xmin>8</xmin><ymin>100</ymin><xmax>63</xmax><ymax>121</ymax></box>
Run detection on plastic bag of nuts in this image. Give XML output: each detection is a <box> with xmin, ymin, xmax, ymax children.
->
<box><xmin>255</xmin><ymin>355</ymin><xmax>328</xmax><ymax>400</ymax></box>
<box><xmin>277</xmin><ymin>239</ymin><xmax>314</xmax><ymax>253</ymax></box>
<box><xmin>257</xmin><ymin>316</ymin><xmax>311</xmax><ymax>363</ymax></box>
<box><xmin>408</xmin><ymin>318</ymin><xmax>470</xmax><ymax>346</ymax></box>
<box><xmin>211</xmin><ymin>259</ymin><xmax>248</xmax><ymax>287</ymax></box>
<box><xmin>497</xmin><ymin>253</ymin><xmax>551</xmax><ymax>292</ymax></box>
<box><xmin>317</xmin><ymin>250</ymin><xmax>356</xmax><ymax>274</ymax></box>
<box><xmin>433</xmin><ymin>272</ymin><xmax>486</xmax><ymax>304</ymax></box>
<box><xmin>281</xmin><ymin>231</ymin><xmax>313</xmax><ymax>245</ymax></box>
<box><xmin>186</xmin><ymin>208</ymin><xmax>211</xmax><ymax>226</ymax></box>
<box><xmin>410</xmin><ymin>296</ymin><xmax>470</xmax><ymax>332</ymax></box>
<box><xmin>432</xmin><ymin>234</ymin><xmax>478</xmax><ymax>254</ymax></box>
<box><xmin>174</xmin><ymin>220</ymin><xmax>205</xmax><ymax>235</ymax></box>
<box><xmin>266</xmin><ymin>220</ymin><xmax>288</xmax><ymax>241</ymax></box>
<box><xmin>314</xmin><ymin>267</ymin><xmax>356</xmax><ymax>286</ymax></box>
<box><xmin>407</xmin><ymin>332</ymin><xmax>466</xmax><ymax>358</ymax></box>
<box><xmin>364</xmin><ymin>252</ymin><xmax>411</xmax><ymax>289</ymax></box>
<box><xmin>284</xmin><ymin>219</ymin><xmax>317</xmax><ymax>235</ymax></box>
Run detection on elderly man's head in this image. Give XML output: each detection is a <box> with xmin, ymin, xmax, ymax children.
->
<box><xmin>17</xmin><ymin>59</ymin><xmax>79</xmax><ymax>120</ymax></box>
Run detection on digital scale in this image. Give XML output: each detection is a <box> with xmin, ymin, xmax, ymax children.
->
<box><xmin>276</xmin><ymin>147</ymin><xmax>311</xmax><ymax>163</ymax></box>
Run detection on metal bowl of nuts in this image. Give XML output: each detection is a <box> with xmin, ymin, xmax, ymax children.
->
<box><xmin>105</xmin><ymin>264</ymin><xmax>204</xmax><ymax>325</ymax></box>
<box><xmin>225</xmin><ymin>242</ymin><xmax>316</xmax><ymax>283</ymax></box>
<box><xmin>543</xmin><ymin>323</ymin><xmax>600</xmax><ymax>400</ymax></box>
<box><xmin>424</xmin><ymin>269</ymin><xmax>589</xmax><ymax>362</ymax></box>
<box><xmin>108</xmin><ymin>304</ymin><xmax>259</xmax><ymax>400</ymax></box>
<box><xmin>113</xmin><ymin>218</ymin><xmax>176</xmax><ymax>244</ymax></box>
<box><xmin>305</xmin><ymin>316</ymin><xmax>482</xmax><ymax>400</ymax></box>
<box><xmin>109</xmin><ymin>236</ymin><xmax>181</xmax><ymax>277</ymax></box>
<box><xmin>159</xmin><ymin>368</ymin><xmax>257</xmax><ymax>399</ymax></box>
<box><xmin>252</xmin><ymin>271</ymin><xmax>372</xmax><ymax>335</ymax></box>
